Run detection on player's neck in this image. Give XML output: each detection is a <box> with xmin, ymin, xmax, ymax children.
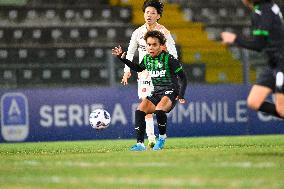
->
<box><xmin>149</xmin><ymin>50</ymin><xmax>163</xmax><ymax>58</ymax></box>
<box><xmin>146</xmin><ymin>22</ymin><xmax>158</xmax><ymax>31</ymax></box>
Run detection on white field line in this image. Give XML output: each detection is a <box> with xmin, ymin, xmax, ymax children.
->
<box><xmin>22</xmin><ymin>160</ymin><xmax>277</xmax><ymax>169</ymax></box>
<box><xmin>21</xmin><ymin>160</ymin><xmax>175</xmax><ymax>168</ymax></box>
<box><xmin>3</xmin><ymin>175</ymin><xmax>204</xmax><ymax>187</ymax></box>
<box><xmin>212</xmin><ymin>161</ymin><xmax>276</xmax><ymax>168</ymax></box>
<box><xmin>3</xmin><ymin>175</ymin><xmax>283</xmax><ymax>188</ymax></box>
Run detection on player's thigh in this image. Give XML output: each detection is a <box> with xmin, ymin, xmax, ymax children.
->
<box><xmin>247</xmin><ymin>85</ymin><xmax>272</xmax><ymax>109</ymax></box>
<box><xmin>156</xmin><ymin>96</ymin><xmax>173</xmax><ymax>112</ymax></box>
<box><xmin>275</xmin><ymin>93</ymin><xmax>284</xmax><ymax>116</ymax></box>
<box><xmin>138</xmin><ymin>99</ymin><xmax>156</xmax><ymax>114</ymax></box>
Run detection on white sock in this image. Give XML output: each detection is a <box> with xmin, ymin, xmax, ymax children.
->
<box><xmin>159</xmin><ymin>134</ymin><xmax>167</xmax><ymax>139</ymax></box>
<box><xmin>137</xmin><ymin>142</ymin><xmax>145</xmax><ymax>147</ymax></box>
<box><xmin>145</xmin><ymin>117</ymin><xmax>155</xmax><ymax>140</ymax></box>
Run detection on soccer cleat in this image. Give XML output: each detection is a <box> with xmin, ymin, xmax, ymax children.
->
<box><xmin>153</xmin><ymin>137</ymin><xmax>165</xmax><ymax>151</ymax></box>
<box><xmin>147</xmin><ymin>138</ymin><xmax>156</xmax><ymax>148</ymax></box>
<box><xmin>130</xmin><ymin>143</ymin><xmax>146</xmax><ymax>151</ymax></box>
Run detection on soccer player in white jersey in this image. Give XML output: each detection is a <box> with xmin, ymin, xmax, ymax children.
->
<box><xmin>122</xmin><ymin>0</ymin><xmax>178</xmax><ymax>148</ymax></box>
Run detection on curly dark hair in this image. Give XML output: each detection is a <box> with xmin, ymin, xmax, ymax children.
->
<box><xmin>144</xmin><ymin>30</ymin><xmax>166</xmax><ymax>45</ymax></box>
<box><xmin>142</xmin><ymin>0</ymin><xmax>164</xmax><ymax>16</ymax></box>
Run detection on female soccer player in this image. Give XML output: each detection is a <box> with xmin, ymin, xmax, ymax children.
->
<box><xmin>112</xmin><ymin>30</ymin><xmax>187</xmax><ymax>151</ymax></box>
<box><xmin>221</xmin><ymin>0</ymin><xmax>284</xmax><ymax>118</ymax></box>
<box><xmin>122</xmin><ymin>0</ymin><xmax>178</xmax><ymax>148</ymax></box>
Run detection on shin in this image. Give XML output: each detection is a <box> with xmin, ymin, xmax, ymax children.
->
<box><xmin>155</xmin><ymin>110</ymin><xmax>167</xmax><ymax>136</ymax></box>
<box><xmin>135</xmin><ymin>110</ymin><xmax>146</xmax><ymax>143</ymax></box>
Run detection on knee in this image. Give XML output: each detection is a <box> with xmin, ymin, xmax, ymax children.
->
<box><xmin>276</xmin><ymin>106</ymin><xmax>284</xmax><ymax>118</ymax></box>
<box><xmin>247</xmin><ymin>97</ymin><xmax>261</xmax><ymax>110</ymax></box>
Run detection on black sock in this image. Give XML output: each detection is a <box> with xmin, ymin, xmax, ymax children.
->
<box><xmin>258</xmin><ymin>101</ymin><xmax>283</xmax><ymax>119</ymax></box>
<box><xmin>135</xmin><ymin>110</ymin><xmax>146</xmax><ymax>143</ymax></box>
<box><xmin>155</xmin><ymin>110</ymin><xmax>167</xmax><ymax>135</ymax></box>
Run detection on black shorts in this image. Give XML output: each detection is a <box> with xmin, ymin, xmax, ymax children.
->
<box><xmin>146</xmin><ymin>86</ymin><xmax>178</xmax><ymax>113</ymax></box>
<box><xmin>256</xmin><ymin>66</ymin><xmax>283</xmax><ymax>92</ymax></box>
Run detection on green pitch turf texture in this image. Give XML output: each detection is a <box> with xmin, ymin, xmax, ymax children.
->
<box><xmin>0</xmin><ymin>135</ymin><xmax>283</xmax><ymax>189</ymax></box>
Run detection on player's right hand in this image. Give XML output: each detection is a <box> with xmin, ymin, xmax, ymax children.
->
<box><xmin>121</xmin><ymin>72</ymin><xmax>131</xmax><ymax>85</ymax></box>
<box><xmin>112</xmin><ymin>45</ymin><xmax>126</xmax><ymax>58</ymax></box>
<box><xmin>221</xmin><ymin>32</ymin><xmax>236</xmax><ymax>44</ymax></box>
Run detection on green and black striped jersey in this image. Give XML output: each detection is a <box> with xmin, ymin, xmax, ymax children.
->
<box><xmin>139</xmin><ymin>51</ymin><xmax>183</xmax><ymax>87</ymax></box>
<box><xmin>119</xmin><ymin>51</ymin><xmax>187</xmax><ymax>98</ymax></box>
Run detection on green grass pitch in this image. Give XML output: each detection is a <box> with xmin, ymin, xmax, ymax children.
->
<box><xmin>0</xmin><ymin>135</ymin><xmax>283</xmax><ymax>189</ymax></box>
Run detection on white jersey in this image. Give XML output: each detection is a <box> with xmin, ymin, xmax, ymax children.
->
<box><xmin>124</xmin><ymin>23</ymin><xmax>178</xmax><ymax>99</ymax></box>
<box><xmin>124</xmin><ymin>23</ymin><xmax>178</xmax><ymax>72</ymax></box>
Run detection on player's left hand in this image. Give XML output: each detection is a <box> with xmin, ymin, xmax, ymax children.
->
<box><xmin>176</xmin><ymin>96</ymin><xmax>186</xmax><ymax>104</ymax></box>
<box><xmin>221</xmin><ymin>32</ymin><xmax>237</xmax><ymax>44</ymax></box>
<box><xmin>178</xmin><ymin>99</ymin><xmax>186</xmax><ymax>104</ymax></box>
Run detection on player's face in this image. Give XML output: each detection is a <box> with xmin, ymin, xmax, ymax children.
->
<box><xmin>146</xmin><ymin>37</ymin><xmax>162</xmax><ymax>57</ymax></box>
<box><xmin>144</xmin><ymin>6</ymin><xmax>160</xmax><ymax>26</ymax></box>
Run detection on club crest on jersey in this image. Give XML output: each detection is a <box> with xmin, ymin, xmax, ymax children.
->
<box><xmin>156</xmin><ymin>62</ymin><xmax>163</xmax><ymax>68</ymax></box>
<box><xmin>149</xmin><ymin>70</ymin><xmax>166</xmax><ymax>77</ymax></box>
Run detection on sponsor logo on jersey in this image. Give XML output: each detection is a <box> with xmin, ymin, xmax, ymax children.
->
<box><xmin>1</xmin><ymin>93</ymin><xmax>29</xmax><ymax>142</ymax></box>
<box><xmin>149</xmin><ymin>70</ymin><xmax>166</xmax><ymax>78</ymax></box>
<box><xmin>165</xmin><ymin>90</ymin><xmax>173</xmax><ymax>95</ymax></box>
<box><xmin>142</xmin><ymin>81</ymin><xmax>151</xmax><ymax>85</ymax></box>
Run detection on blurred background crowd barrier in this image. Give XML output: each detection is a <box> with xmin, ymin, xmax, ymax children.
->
<box><xmin>1</xmin><ymin>0</ymin><xmax>283</xmax><ymax>88</ymax></box>
<box><xmin>1</xmin><ymin>86</ymin><xmax>283</xmax><ymax>142</ymax></box>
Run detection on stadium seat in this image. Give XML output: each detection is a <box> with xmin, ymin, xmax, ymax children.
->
<box><xmin>0</xmin><ymin>47</ymin><xmax>113</xmax><ymax>65</ymax></box>
<box><xmin>0</xmin><ymin>6</ymin><xmax>132</xmax><ymax>24</ymax></box>
<box><xmin>0</xmin><ymin>69</ymin><xmax>17</xmax><ymax>87</ymax></box>
<box><xmin>0</xmin><ymin>26</ymin><xmax>135</xmax><ymax>46</ymax></box>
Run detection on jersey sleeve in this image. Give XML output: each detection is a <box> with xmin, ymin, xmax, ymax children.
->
<box><xmin>252</xmin><ymin>8</ymin><xmax>273</xmax><ymax>35</ymax></box>
<box><xmin>124</xmin><ymin>29</ymin><xmax>139</xmax><ymax>73</ymax></box>
<box><xmin>162</xmin><ymin>27</ymin><xmax>178</xmax><ymax>59</ymax></box>
<box><xmin>139</xmin><ymin>56</ymin><xmax>147</xmax><ymax>70</ymax></box>
<box><xmin>169</xmin><ymin>55</ymin><xmax>182</xmax><ymax>73</ymax></box>
<box><xmin>235</xmin><ymin>8</ymin><xmax>272</xmax><ymax>51</ymax></box>
<box><xmin>118</xmin><ymin>56</ymin><xmax>144</xmax><ymax>72</ymax></box>
<box><xmin>169</xmin><ymin>55</ymin><xmax>187</xmax><ymax>98</ymax></box>
<box><xmin>165</xmin><ymin>32</ymin><xmax>178</xmax><ymax>59</ymax></box>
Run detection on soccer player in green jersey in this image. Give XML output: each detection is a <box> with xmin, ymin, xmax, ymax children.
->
<box><xmin>222</xmin><ymin>0</ymin><xmax>284</xmax><ymax>118</ymax></box>
<box><xmin>112</xmin><ymin>30</ymin><xmax>187</xmax><ymax>151</ymax></box>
